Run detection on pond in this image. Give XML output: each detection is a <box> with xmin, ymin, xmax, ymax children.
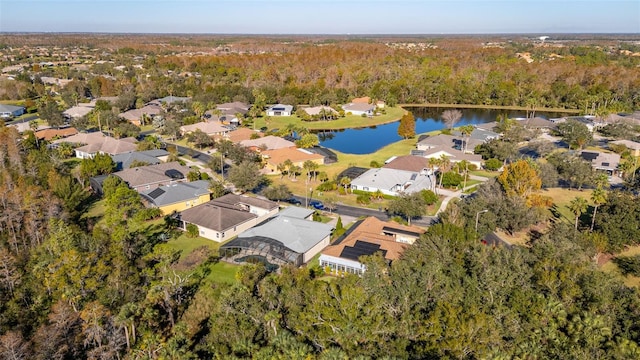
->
<box><xmin>317</xmin><ymin>107</ymin><xmax>565</xmax><ymax>154</ymax></box>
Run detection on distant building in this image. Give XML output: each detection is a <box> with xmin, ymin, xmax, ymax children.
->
<box><xmin>342</xmin><ymin>103</ymin><xmax>375</xmax><ymax>116</ymax></box>
<box><xmin>0</xmin><ymin>104</ymin><xmax>25</xmax><ymax>118</ymax></box>
<box><xmin>266</xmin><ymin>104</ymin><xmax>293</xmax><ymax>116</ymax></box>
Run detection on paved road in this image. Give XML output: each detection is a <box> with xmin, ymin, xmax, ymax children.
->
<box><xmin>5</xmin><ymin>115</ymin><xmax>38</xmax><ymax>126</ymax></box>
<box><xmin>290</xmin><ymin>195</ymin><xmax>437</xmax><ymax>227</ymax></box>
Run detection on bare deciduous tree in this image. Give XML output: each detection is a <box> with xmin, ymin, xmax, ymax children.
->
<box><xmin>442</xmin><ymin>109</ymin><xmax>463</xmax><ymax>130</ymax></box>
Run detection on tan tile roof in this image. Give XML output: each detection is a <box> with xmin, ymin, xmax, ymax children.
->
<box><xmin>180</xmin><ymin>201</ymin><xmax>257</xmax><ymax>232</ymax></box>
<box><xmin>611</xmin><ymin>139</ymin><xmax>640</xmax><ymax>151</ymax></box>
<box><xmin>351</xmin><ymin>96</ymin><xmax>371</xmax><ymax>104</ymax></box>
<box><xmin>180</xmin><ymin>121</ymin><xmax>229</xmax><ymax>135</ymax></box>
<box><xmin>322</xmin><ymin>217</ymin><xmax>425</xmax><ymax>262</ymax></box>
<box><xmin>218</xmin><ymin>128</ymin><xmax>261</xmax><ymax>143</ymax></box>
<box><xmin>35</xmin><ymin>127</ymin><xmax>78</xmax><ymax>140</ymax></box>
<box><xmin>213</xmin><ymin>193</ymin><xmax>278</xmax><ymax>211</ymax></box>
<box><xmin>240</xmin><ymin>135</ymin><xmax>295</xmax><ymax>150</ymax></box>
<box><xmin>75</xmin><ymin>136</ymin><xmax>137</xmax><ymax>155</ymax></box>
<box><xmin>180</xmin><ymin>193</ymin><xmax>278</xmax><ymax>232</ymax></box>
<box><xmin>114</xmin><ymin>161</ymin><xmax>192</xmax><ymax>188</ymax></box>
<box><xmin>383</xmin><ymin>155</ymin><xmax>430</xmax><ymax>172</ymax></box>
<box><xmin>262</xmin><ymin>147</ymin><xmax>324</xmax><ymax>166</ymax></box>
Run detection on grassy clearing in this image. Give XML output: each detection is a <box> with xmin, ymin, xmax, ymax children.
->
<box><xmin>470</xmin><ymin>170</ymin><xmax>498</xmax><ymax>178</ymax></box>
<box><xmin>541</xmin><ymin>187</ymin><xmax>594</xmax><ymax>223</ymax></box>
<box><xmin>601</xmin><ymin>245</ymin><xmax>640</xmax><ymax>288</ymax></box>
<box><xmin>253</xmin><ymin>107</ymin><xmax>406</xmax><ymax>131</ymax></box>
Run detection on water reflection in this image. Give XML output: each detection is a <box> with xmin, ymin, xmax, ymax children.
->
<box><xmin>317</xmin><ymin>107</ymin><xmax>564</xmax><ymax>154</ymax></box>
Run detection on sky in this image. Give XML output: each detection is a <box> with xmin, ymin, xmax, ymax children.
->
<box><xmin>1</xmin><ymin>0</ymin><xmax>638</xmax><ymax>34</ymax></box>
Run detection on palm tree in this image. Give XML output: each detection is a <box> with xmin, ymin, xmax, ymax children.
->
<box><xmin>569</xmin><ymin>196</ymin><xmax>589</xmax><ymax>230</ymax></box>
<box><xmin>459</xmin><ymin>124</ymin><xmax>474</xmax><ymax>153</ymax></box>
<box><xmin>456</xmin><ymin>160</ymin><xmax>471</xmax><ymax>190</ymax></box>
<box><xmin>283</xmin><ymin>159</ymin><xmax>293</xmax><ymax>179</ymax></box>
<box><xmin>590</xmin><ymin>187</ymin><xmax>607</xmax><ymax>231</ymax></box>
<box><xmin>437</xmin><ymin>155</ymin><xmax>451</xmax><ymax>190</ymax></box>
<box><xmin>339</xmin><ymin>176</ymin><xmax>351</xmax><ymax>194</ymax></box>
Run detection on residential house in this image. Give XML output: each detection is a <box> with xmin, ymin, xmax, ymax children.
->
<box><xmin>240</xmin><ymin>135</ymin><xmax>296</xmax><ymax>151</ymax></box>
<box><xmin>140</xmin><ymin>180</ymin><xmax>211</xmax><ymax>215</ymax></box>
<box><xmin>53</xmin><ymin>132</ymin><xmax>138</xmax><ymax>159</ymax></box>
<box><xmin>63</xmin><ymin>104</ymin><xmax>93</xmax><ymax>120</ymax></box>
<box><xmin>350</xmin><ymin>167</ymin><xmax>434</xmax><ymax>197</ymax></box>
<box><xmin>516</xmin><ymin>117</ymin><xmax>558</xmax><ymax>130</ymax></box>
<box><xmin>119</xmin><ymin>103</ymin><xmax>162</xmax><ymax>126</ymax></box>
<box><xmin>215</xmin><ymin>101</ymin><xmax>250</xmax><ymax>116</ymax></box>
<box><xmin>179</xmin><ymin>194</ymin><xmax>279</xmax><ymax>242</ymax></box>
<box><xmin>261</xmin><ymin>147</ymin><xmax>325</xmax><ymax>175</ymax></box>
<box><xmin>351</xmin><ymin>96</ymin><xmax>371</xmax><ymax>104</ymax></box>
<box><xmin>221</xmin><ymin>206</ymin><xmax>333</xmax><ymax>267</ymax></box>
<box><xmin>0</xmin><ymin>104</ymin><xmax>25</xmax><ymax>118</ymax></box>
<box><xmin>580</xmin><ymin>150</ymin><xmax>621</xmax><ymax>175</ymax></box>
<box><xmin>35</xmin><ymin>127</ymin><xmax>78</xmax><ymax>141</ymax></box>
<box><xmin>150</xmin><ymin>96</ymin><xmax>191</xmax><ymax>106</ymax></box>
<box><xmin>113</xmin><ymin>161</ymin><xmax>192</xmax><ymax>192</ymax></box>
<box><xmin>383</xmin><ymin>155</ymin><xmax>432</xmax><ymax>173</ymax></box>
<box><xmin>303</xmin><ymin>106</ymin><xmax>338</xmax><ymax>117</ymax></box>
<box><xmin>418</xmin><ymin>133</ymin><xmax>490</xmax><ymax>154</ymax></box>
<box><xmin>342</xmin><ymin>103</ymin><xmax>375</xmax><ymax>116</ymax></box>
<box><xmin>319</xmin><ymin>217</ymin><xmax>425</xmax><ymax>275</ymax></box>
<box><xmin>610</xmin><ymin>139</ymin><xmax>640</xmax><ymax>157</ymax></box>
<box><xmin>411</xmin><ymin>146</ymin><xmax>484</xmax><ymax>168</ymax></box>
<box><xmin>110</xmin><ymin>149</ymin><xmax>169</xmax><ymax>170</ymax></box>
<box><xmin>180</xmin><ymin>121</ymin><xmax>231</xmax><ymax>137</ymax></box>
<box><xmin>266</xmin><ymin>104</ymin><xmax>293</xmax><ymax>116</ymax></box>
<box><xmin>218</xmin><ymin>128</ymin><xmax>261</xmax><ymax>143</ymax></box>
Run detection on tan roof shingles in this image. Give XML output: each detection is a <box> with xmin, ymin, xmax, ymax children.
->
<box><xmin>114</xmin><ymin>161</ymin><xmax>192</xmax><ymax>188</ymax></box>
<box><xmin>35</xmin><ymin>127</ymin><xmax>78</xmax><ymax>140</ymax></box>
<box><xmin>180</xmin><ymin>202</ymin><xmax>257</xmax><ymax>232</ymax></box>
<box><xmin>240</xmin><ymin>135</ymin><xmax>295</xmax><ymax>150</ymax></box>
<box><xmin>383</xmin><ymin>155</ymin><xmax>430</xmax><ymax>172</ymax></box>
<box><xmin>322</xmin><ymin>217</ymin><xmax>425</xmax><ymax>262</ymax></box>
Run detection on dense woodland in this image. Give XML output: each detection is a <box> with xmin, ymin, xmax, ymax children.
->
<box><xmin>1</xmin><ymin>35</ymin><xmax>640</xmax><ymax>115</ymax></box>
<box><xmin>1</xmin><ymin>35</ymin><xmax>640</xmax><ymax>359</ymax></box>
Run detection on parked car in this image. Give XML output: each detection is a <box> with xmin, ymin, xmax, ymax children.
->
<box><xmin>286</xmin><ymin>197</ymin><xmax>302</xmax><ymax>205</ymax></box>
<box><xmin>310</xmin><ymin>200</ymin><xmax>325</xmax><ymax>210</ymax></box>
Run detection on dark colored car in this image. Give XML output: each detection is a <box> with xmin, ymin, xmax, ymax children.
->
<box><xmin>310</xmin><ymin>200</ymin><xmax>325</xmax><ymax>210</ymax></box>
<box><xmin>286</xmin><ymin>197</ymin><xmax>302</xmax><ymax>205</ymax></box>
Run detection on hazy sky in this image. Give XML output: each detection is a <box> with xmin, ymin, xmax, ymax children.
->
<box><xmin>1</xmin><ymin>0</ymin><xmax>638</xmax><ymax>34</ymax></box>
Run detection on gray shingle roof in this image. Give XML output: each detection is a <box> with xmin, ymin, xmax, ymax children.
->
<box><xmin>111</xmin><ymin>150</ymin><xmax>167</xmax><ymax>170</ymax></box>
<box><xmin>141</xmin><ymin>180</ymin><xmax>210</xmax><ymax>207</ymax></box>
<box><xmin>114</xmin><ymin>162</ymin><xmax>192</xmax><ymax>188</ymax></box>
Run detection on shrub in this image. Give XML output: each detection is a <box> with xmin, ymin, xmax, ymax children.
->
<box><xmin>484</xmin><ymin>158</ymin><xmax>502</xmax><ymax>171</ymax></box>
<box><xmin>186</xmin><ymin>223</ymin><xmax>199</xmax><ymax>238</ymax></box>
<box><xmin>440</xmin><ymin>172</ymin><xmax>463</xmax><ymax>188</ymax></box>
<box><xmin>420</xmin><ymin>189</ymin><xmax>438</xmax><ymax>205</ymax></box>
<box><xmin>357</xmin><ymin>193</ymin><xmax>372</xmax><ymax>205</ymax></box>
<box><xmin>316</xmin><ymin>181</ymin><xmax>337</xmax><ymax>192</ymax></box>
<box><xmin>370</xmin><ymin>160</ymin><xmax>381</xmax><ymax>168</ymax></box>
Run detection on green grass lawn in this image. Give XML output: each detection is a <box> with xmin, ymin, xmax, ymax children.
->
<box><xmin>470</xmin><ymin>170</ymin><xmax>498</xmax><ymax>178</ymax></box>
<box><xmin>165</xmin><ymin>233</ymin><xmax>221</xmax><ymax>259</ymax></box>
<box><xmin>204</xmin><ymin>262</ymin><xmax>239</xmax><ymax>285</ymax></box>
<box><xmin>542</xmin><ymin>187</ymin><xmax>594</xmax><ymax>224</ymax></box>
<box><xmin>601</xmin><ymin>245</ymin><xmax>640</xmax><ymax>288</ymax></box>
<box><xmin>253</xmin><ymin>107</ymin><xmax>406</xmax><ymax>131</ymax></box>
